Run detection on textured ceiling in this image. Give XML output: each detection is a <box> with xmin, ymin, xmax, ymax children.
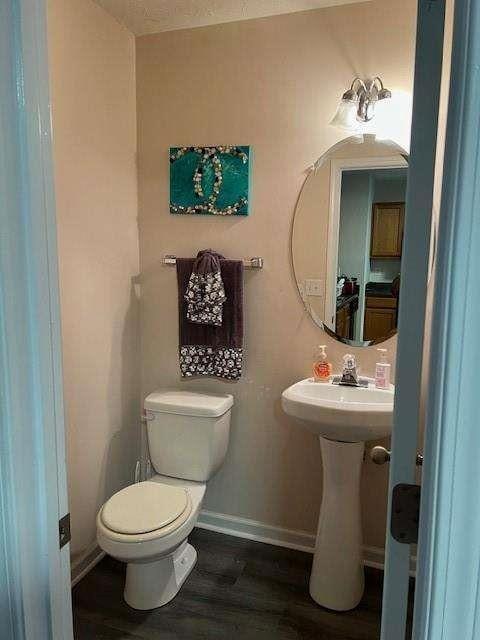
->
<box><xmin>94</xmin><ymin>0</ymin><xmax>370</xmax><ymax>36</ymax></box>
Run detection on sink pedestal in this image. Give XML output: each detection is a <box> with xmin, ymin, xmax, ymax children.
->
<box><xmin>281</xmin><ymin>377</ymin><xmax>394</xmax><ymax>610</ymax></box>
<box><xmin>310</xmin><ymin>437</ymin><xmax>365</xmax><ymax>611</ymax></box>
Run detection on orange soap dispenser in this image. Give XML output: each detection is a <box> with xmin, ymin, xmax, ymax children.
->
<box><xmin>313</xmin><ymin>345</ymin><xmax>332</xmax><ymax>383</ymax></box>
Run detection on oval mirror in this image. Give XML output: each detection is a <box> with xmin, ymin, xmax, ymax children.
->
<box><xmin>292</xmin><ymin>135</ymin><xmax>408</xmax><ymax>346</ymax></box>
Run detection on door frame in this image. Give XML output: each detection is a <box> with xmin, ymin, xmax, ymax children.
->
<box><xmin>325</xmin><ymin>153</ymin><xmax>408</xmax><ymax>335</ymax></box>
<box><xmin>380</xmin><ymin>1</ymin><xmax>446</xmax><ymax>638</ymax></box>
<box><xmin>413</xmin><ymin>1</ymin><xmax>480</xmax><ymax>638</ymax></box>
<box><xmin>0</xmin><ymin>1</ymin><xmax>72</xmax><ymax>639</ymax></box>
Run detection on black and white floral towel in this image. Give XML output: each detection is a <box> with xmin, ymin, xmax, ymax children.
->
<box><xmin>185</xmin><ymin>270</ymin><xmax>226</xmax><ymax>326</ymax></box>
<box><xmin>176</xmin><ymin>255</ymin><xmax>244</xmax><ymax>381</ymax></box>
<box><xmin>184</xmin><ymin>249</ymin><xmax>226</xmax><ymax>326</ymax></box>
<box><xmin>179</xmin><ymin>346</ymin><xmax>243</xmax><ymax>381</ymax></box>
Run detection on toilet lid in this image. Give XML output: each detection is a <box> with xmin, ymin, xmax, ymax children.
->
<box><xmin>101</xmin><ymin>482</ymin><xmax>189</xmax><ymax>535</ymax></box>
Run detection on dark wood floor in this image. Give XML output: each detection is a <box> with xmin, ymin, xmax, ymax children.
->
<box><xmin>73</xmin><ymin>528</ymin><xmax>408</xmax><ymax>640</ymax></box>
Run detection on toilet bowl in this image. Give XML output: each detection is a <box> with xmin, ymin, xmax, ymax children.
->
<box><xmin>97</xmin><ymin>475</ymin><xmax>206</xmax><ymax>609</ymax></box>
<box><xmin>96</xmin><ymin>390</ymin><xmax>233</xmax><ymax>610</ymax></box>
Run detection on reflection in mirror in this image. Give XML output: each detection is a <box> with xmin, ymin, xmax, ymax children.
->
<box><xmin>292</xmin><ymin>135</ymin><xmax>408</xmax><ymax>347</ymax></box>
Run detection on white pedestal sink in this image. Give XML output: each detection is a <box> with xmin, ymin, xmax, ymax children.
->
<box><xmin>281</xmin><ymin>377</ymin><xmax>394</xmax><ymax>611</ymax></box>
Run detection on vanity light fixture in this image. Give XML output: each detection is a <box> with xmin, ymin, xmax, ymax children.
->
<box><xmin>330</xmin><ymin>77</ymin><xmax>392</xmax><ymax>130</ymax></box>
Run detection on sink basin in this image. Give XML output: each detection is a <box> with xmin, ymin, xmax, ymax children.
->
<box><xmin>281</xmin><ymin>376</ymin><xmax>395</xmax><ymax>611</ymax></box>
<box><xmin>281</xmin><ymin>377</ymin><xmax>394</xmax><ymax>442</ymax></box>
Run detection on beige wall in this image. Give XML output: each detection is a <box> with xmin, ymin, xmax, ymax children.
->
<box><xmin>47</xmin><ymin>0</ymin><xmax>140</xmax><ymax>564</ymax></box>
<box><xmin>137</xmin><ymin>0</ymin><xmax>416</xmax><ymax>548</ymax></box>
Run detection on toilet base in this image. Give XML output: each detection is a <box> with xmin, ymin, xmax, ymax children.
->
<box><xmin>124</xmin><ymin>541</ymin><xmax>197</xmax><ymax>610</ymax></box>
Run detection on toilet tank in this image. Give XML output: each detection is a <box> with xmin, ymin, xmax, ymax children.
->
<box><xmin>144</xmin><ymin>390</ymin><xmax>233</xmax><ymax>482</ymax></box>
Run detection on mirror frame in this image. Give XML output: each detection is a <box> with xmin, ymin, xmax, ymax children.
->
<box><xmin>291</xmin><ymin>134</ymin><xmax>409</xmax><ymax>346</ymax></box>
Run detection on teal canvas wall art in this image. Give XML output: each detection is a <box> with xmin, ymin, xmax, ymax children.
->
<box><xmin>170</xmin><ymin>146</ymin><xmax>250</xmax><ymax>216</ymax></box>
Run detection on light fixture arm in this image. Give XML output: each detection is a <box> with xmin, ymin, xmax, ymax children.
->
<box><xmin>339</xmin><ymin>76</ymin><xmax>392</xmax><ymax>123</ymax></box>
<box><xmin>342</xmin><ymin>77</ymin><xmax>367</xmax><ymax>102</ymax></box>
<box><xmin>351</xmin><ymin>77</ymin><xmax>368</xmax><ymax>94</ymax></box>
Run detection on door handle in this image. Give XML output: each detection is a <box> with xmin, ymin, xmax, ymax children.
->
<box><xmin>370</xmin><ymin>446</ymin><xmax>423</xmax><ymax>466</ymax></box>
<box><xmin>370</xmin><ymin>446</ymin><xmax>391</xmax><ymax>464</ymax></box>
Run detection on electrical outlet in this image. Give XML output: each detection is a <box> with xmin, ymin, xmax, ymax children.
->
<box><xmin>305</xmin><ymin>279</ymin><xmax>324</xmax><ymax>297</ymax></box>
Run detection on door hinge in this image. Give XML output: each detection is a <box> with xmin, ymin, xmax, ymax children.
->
<box><xmin>391</xmin><ymin>484</ymin><xmax>421</xmax><ymax>544</ymax></box>
<box><xmin>59</xmin><ymin>513</ymin><xmax>71</xmax><ymax>549</ymax></box>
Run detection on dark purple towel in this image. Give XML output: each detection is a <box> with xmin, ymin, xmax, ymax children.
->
<box><xmin>191</xmin><ymin>249</ymin><xmax>224</xmax><ymax>275</ymax></box>
<box><xmin>176</xmin><ymin>257</ymin><xmax>244</xmax><ymax>380</ymax></box>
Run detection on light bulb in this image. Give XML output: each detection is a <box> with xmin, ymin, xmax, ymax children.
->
<box><xmin>372</xmin><ymin>90</ymin><xmax>413</xmax><ymax>150</ymax></box>
<box><xmin>329</xmin><ymin>100</ymin><xmax>361</xmax><ymax>132</ymax></box>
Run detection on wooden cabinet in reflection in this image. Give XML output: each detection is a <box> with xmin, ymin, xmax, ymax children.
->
<box><xmin>335</xmin><ymin>294</ymin><xmax>358</xmax><ymax>340</ymax></box>
<box><xmin>370</xmin><ymin>202</ymin><xmax>405</xmax><ymax>258</ymax></box>
<box><xmin>336</xmin><ymin>305</ymin><xmax>351</xmax><ymax>339</ymax></box>
<box><xmin>363</xmin><ymin>296</ymin><xmax>397</xmax><ymax>341</ymax></box>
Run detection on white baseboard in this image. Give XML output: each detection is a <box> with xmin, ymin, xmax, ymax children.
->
<box><xmin>197</xmin><ymin>509</ymin><xmax>316</xmax><ymax>553</ymax></box>
<box><xmin>71</xmin><ymin>544</ymin><xmax>105</xmax><ymax>587</ymax></box>
<box><xmin>71</xmin><ymin>510</ymin><xmax>416</xmax><ymax>587</ymax></box>
<box><xmin>363</xmin><ymin>545</ymin><xmax>388</xmax><ymax>571</ymax></box>
<box><xmin>197</xmin><ymin>509</ymin><xmax>416</xmax><ymax>575</ymax></box>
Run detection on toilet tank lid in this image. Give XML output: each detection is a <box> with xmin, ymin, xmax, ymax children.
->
<box><xmin>144</xmin><ymin>390</ymin><xmax>234</xmax><ymax>417</ymax></box>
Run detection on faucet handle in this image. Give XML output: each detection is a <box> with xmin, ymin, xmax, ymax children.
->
<box><xmin>343</xmin><ymin>353</ymin><xmax>356</xmax><ymax>370</ymax></box>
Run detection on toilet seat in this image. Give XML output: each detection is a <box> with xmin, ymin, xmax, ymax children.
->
<box><xmin>98</xmin><ymin>481</ymin><xmax>193</xmax><ymax>542</ymax></box>
<box><xmin>101</xmin><ymin>481</ymin><xmax>189</xmax><ymax>534</ymax></box>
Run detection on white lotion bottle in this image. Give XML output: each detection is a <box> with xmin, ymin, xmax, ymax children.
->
<box><xmin>375</xmin><ymin>348</ymin><xmax>391</xmax><ymax>389</ymax></box>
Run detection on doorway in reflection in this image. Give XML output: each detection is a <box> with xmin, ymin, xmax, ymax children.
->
<box><xmin>337</xmin><ymin>167</ymin><xmax>407</xmax><ymax>341</ymax></box>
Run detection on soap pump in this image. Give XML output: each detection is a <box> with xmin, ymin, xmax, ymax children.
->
<box><xmin>375</xmin><ymin>348</ymin><xmax>391</xmax><ymax>389</ymax></box>
<box><xmin>313</xmin><ymin>345</ymin><xmax>332</xmax><ymax>383</ymax></box>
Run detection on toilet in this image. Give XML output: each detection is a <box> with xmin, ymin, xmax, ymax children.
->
<box><xmin>96</xmin><ymin>390</ymin><xmax>233</xmax><ymax>610</ymax></box>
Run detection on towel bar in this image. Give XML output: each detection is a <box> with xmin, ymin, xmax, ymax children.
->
<box><xmin>163</xmin><ymin>255</ymin><xmax>264</xmax><ymax>269</ymax></box>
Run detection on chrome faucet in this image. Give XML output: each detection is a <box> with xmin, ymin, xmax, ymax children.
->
<box><xmin>340</xmin><ymin>353</ymin><xmax>359</xmax><ymax>386</ymax></box>
<box><xmin>332</xmin><ymin>354</ymin><xmax>369</xmax><ymax>387</ymax></box>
